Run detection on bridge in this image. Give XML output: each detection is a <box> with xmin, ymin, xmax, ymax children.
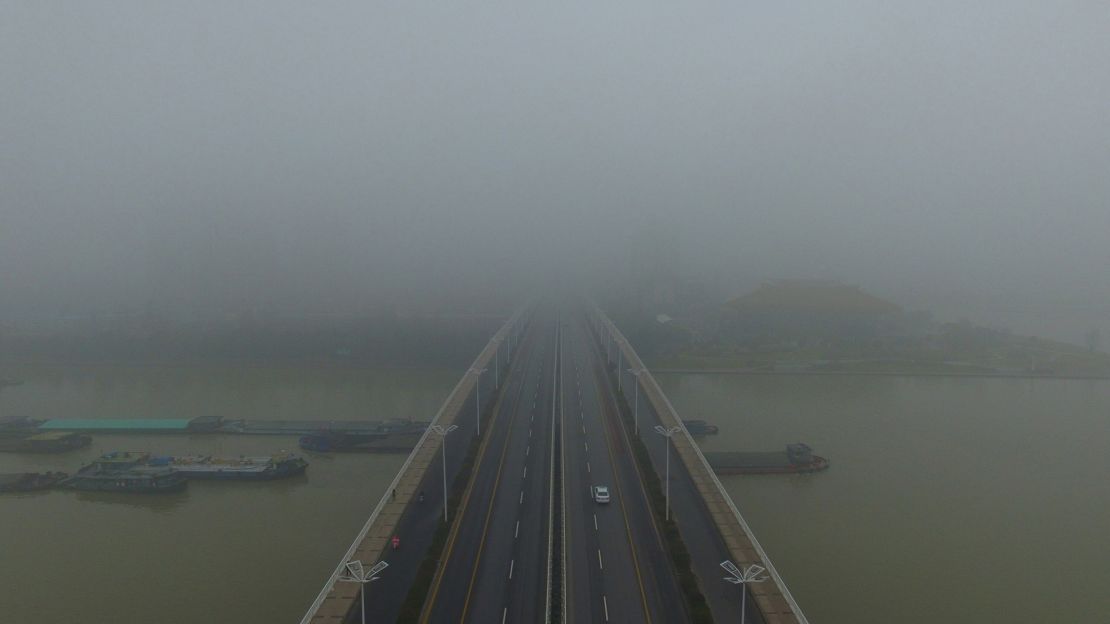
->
<box><xmin>301</xmin><ymin>302</ymin><xmax>808</xmax><ymax>624</ymax></box>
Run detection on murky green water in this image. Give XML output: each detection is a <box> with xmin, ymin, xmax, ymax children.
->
<box><xmin>658</xmin><ymin>373</ymin><xmax>1110</xmax><ymax>624</ymax></box>
<box><xmin>0</xmin><ymin>364</ymin><xmax>458</xmax><ymax>624</ymax></box>
<box><xmin>5</xmin><ymin>366</ymin><xmax>1107</xmax><ymax>622</ymax></box>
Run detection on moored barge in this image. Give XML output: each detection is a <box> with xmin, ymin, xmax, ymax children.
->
<box><xmin>683</xmin><ymin>419</ymin><xmax>720</xmax><ymax>436</ymax></box>
<box><xmin>59</xmin><ymin>451</ymin><xmax>187</xmax><ymax>493</ymax></box>
<box><xmin>705</xmin><ymin>443</ymin><xmax>829</xmax><ymax>475</ymax></box>
<box><xmin>0</xmin><ymin>472</ymin><xmax>68</xmax><ymax>492</ymax></box>
<box><xmin>0</xmin><ymin>431</ymin><xmax>92</xmax><ymax>453</ymax></box>
<box><xmin>146</xmin><ymin>452</ymin><xmax>308</xmax><ymax>480</ymax></box>
<box><xmin>299</xmin><ymin>429</ymin><xmax>422</xmax><ymax>453</ymax></box>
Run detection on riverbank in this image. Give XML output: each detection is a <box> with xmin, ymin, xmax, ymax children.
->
<box><xmin>651</xmin><ymin>367</ymin><xmax>1110</xmax><ymax>380</ymax></box>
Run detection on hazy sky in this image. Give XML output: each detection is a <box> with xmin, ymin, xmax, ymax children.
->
<box><xmin>2</xmin><ymin>2</ymin><xmax>1108</xmax><ymax>336</ymax></box>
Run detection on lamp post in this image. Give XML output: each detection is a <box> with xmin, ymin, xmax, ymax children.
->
<box><xmin>653</xmin><ymin>425</ymin><xmax>681</xmax><ymax>520</ymax></box>
<box><xmin>491</xmin><ymin>338</ymin><xmax>503</xmax><ymax>388</ymax></box>
<box><xmin>468</xmin><ymin>367</ymin><xmax>487</xmax><ymax>436</ymax></box>
<box><xmin>628</xmin><ymin>367</ymin><xmax>646</xmax><ymax>436</ymax></box>
<box><xmin>720</xmin><ymin>560</ymin><xmax>768</xmax><ymax>624</ymax></box>
<box><xmin>338</xmin><ymin>559</ymin><xmax>389</xmax><ymax>624</ymax></box>
<box><xmin>615</xmin><ymin>340</ymin><xmax>625</xmax><ymax>391</ymax></box>
<box><xmin>429</xmin><ymin>424</ymin><xmax>457</xmax><ymax>522</ymax></box>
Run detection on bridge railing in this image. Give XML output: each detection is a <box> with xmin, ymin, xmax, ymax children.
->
<box><xmin>300</xmin><ymin>305</ymin><xmax>529</xmax><ymax>624</ymax></box>
<box><xmin>591</xmin><ymin>306</ymin><xmax>809</xmax><ymax>624</ymax></box>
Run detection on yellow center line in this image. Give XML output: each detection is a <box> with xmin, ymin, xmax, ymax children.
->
<box><xmin>590</xmin><ymin>334</ymin><xmax>653</xmax><ymax>624</ymax></box>
<box><xmin>458</xmin><ymin>331</ymin><xmax>552</xmax><ymax>622</ymax></box>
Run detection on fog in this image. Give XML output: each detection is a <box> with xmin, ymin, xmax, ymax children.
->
<box><xmin>3</xmin><ymin>2</ymin><xmax>1108</xmax><ymax>341</ymax></box>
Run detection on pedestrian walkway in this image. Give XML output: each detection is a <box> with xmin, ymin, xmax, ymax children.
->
<box><xmin>303</xmin><ymin>309</ymin><xmax>527</xmax><ymax>623</ymax></box>
<box><xmin>595</xmin><ymin>309</ymin><xmax>808</xmax><ymax>624</ymax></box>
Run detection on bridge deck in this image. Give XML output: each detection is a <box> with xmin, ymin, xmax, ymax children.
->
<box><xmin>303</xmin><ymin>309</ymin><xmax>526</xmax><ymax>624</ymax></box>
<box><xmin>595</xmin><ymin>309</ymin><xmax>808</xmax><ymax>624</ymax></box>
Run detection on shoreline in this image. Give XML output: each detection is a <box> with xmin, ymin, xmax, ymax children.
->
<box><xmin>650</xmin><ymin>367</ymin><xmax>1110</xmax><ymax>380</ymax></box>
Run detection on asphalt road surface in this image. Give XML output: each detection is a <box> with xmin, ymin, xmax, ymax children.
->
<box><xmin>561</xmin><ymin>312</ymin><xmax>689</xmax><ymax>624</ymax></box>
<box><xmin>421</xmin><ymin>309</ymin><xmax>557</xmax><ymax>624</ymax></box>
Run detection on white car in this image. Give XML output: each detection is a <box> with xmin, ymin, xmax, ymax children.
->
<box><xmin>591</xmin><ymin>485</ymin><xmax>611</xmax><ymax>503</ymax></box>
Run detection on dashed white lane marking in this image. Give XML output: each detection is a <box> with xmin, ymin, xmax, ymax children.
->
<box><xmin>603</xmin><ymin>596</ymin><xmax>610</xmax><ymax>622</ymax></box>
<box><xmin>519</xmin><ymin>491</ymin><xmax>524</xmax><ymax>504</ymax></box>
<box><xmin>508</xmin><ymin>559</ymin><xmax>515</xmax><ymax>579</ymax></box>
<box><xmin>584</xmin><ymin>442</ymin><xmax>589</xmax><ymax>452</ymax></box>
<box><xmin>515</xmin><ymin>520</ymin><xmax>520</xmax><ymax>538</ymax></box>
<box><xmin>502</xmin><ymin>607</ymin><xmax>508</xmax><ymax>624</ymax></box>
<box><xmin>582</xmin><ymin>425</ymin><xmax>586</xmax><ymax>434</ymax></box>
<box><xmin>526</xmin><ymin>446</ymin><xmax>530</xmax><ymax>456</ymax></box>
<box><xmin>593</xmin><ymin>514</ymin><xmax>598</xmax><ymax>531</ymax></box>
<box><xmin>597</xmin><ymin>549</ymin><xmax>604</xmax><ymax>570</ymax></box>
<box><xmin>522</xmin><ymin>466</ymin><xmax>527</xmax><ymax>479</ymax></box>
<box><xmin>529</xmin><ymin>428</ymin><xmax>532</xmax><ymax>438</ymax></box>
<box><xmin>586</xmin><ymin>461</ymin><xmax>591</xmax><ymax>473</ymax></box>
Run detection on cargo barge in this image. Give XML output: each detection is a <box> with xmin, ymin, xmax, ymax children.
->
<box><xmin>146</xmin><ymin>452</ymin><xmax>307</xmax><ymax>480</ymax></box>
<box><xmin>26</xmin><ymin>415</ymin><xmax>426</xmax><ymax>438</ymax></box>
<box><xmin>219</xmin><ymin>418</ymin><xmax>428</xmax><ymax>436</ymax></box>
<box><xmin>59</xmin><ymin>452</ymin><xmax>187</xmax><ymax>493</ymax></box>
<box><xmin>0</xmin><ymin>472</ymin><xmax>68</xmax><ymax>492</ymax></box>
<box><xmin>705</xmin><ymin>443</ymin><xmax>829</xmax><ymax>475</ymax></box>
<box><xmin>299</xmin><ymin>429</ymin><xmax>423</xmax><ymax>453</ymax></box>
<box><xmin>0</xmin><ymin>431</ymin><xmax>92</xmax><ymax>453</ymax></box>
<box><xmin>683</xmin><ymin>419</ymin><xmax>719</xmax><ymax>436</ymax></box>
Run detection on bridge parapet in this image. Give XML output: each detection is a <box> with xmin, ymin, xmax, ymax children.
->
<box><xmin>301</xmin><ymin>306</ymin><xmax>529</xmax><ymax>624</ymax></box>
<box><xmin>592</xmin><ymin>307</ymin><xmax>809</xmax><ymax>624</ymax></box>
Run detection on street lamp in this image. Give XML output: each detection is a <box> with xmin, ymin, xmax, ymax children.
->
<box><xmin>614</xmin><ymin>339</ymin><xmax>625</xmax><ymax>391</ymax></box>
<box><xmin>468</xmin><ymin>367</ymin><xmax>488</xmax><ymax>436</ymax></box>
<box><xmin>653</xmin><ymin>425</ymin><xmax>681</xmax><ymax>520</ymax></box>
<box><xmin>720</xmin><ymin>560</ymin><xmax>767</xmax><ymax>624</ymax></box>
<box><xmin>338</xmin><ymin>559</ymin><xmax>388</xmax><ymax>624</ymax></box>
<box><xmin>627</xmin><ymin>367</ymin><xmax>646</xmax><ymax>435</ymax></box>
<box><xmin>491</xmin><ymin>337</ymin><xmax>503</xmax><ymax>388</ymax></box>
<box><xmin>429</xmin><ymin>424</ymin><xmax>458</xmax><ymax>522</ymax></box>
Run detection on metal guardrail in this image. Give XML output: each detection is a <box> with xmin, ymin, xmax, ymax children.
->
<box><xmin>299</xmin><ymin>306</ymin><xmax>528</xmax><ymax>624</ymax></box>
<box><xmin>591</xmin><ymin>306</ymin><xmax>810</xmax><ymax>624</ymax></box>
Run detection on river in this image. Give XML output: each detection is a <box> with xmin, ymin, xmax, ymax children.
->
<box><xmin>657</xmin><ymin>372</ymin><xmax>1110</xmax><ymax>624</ymax></box>
<box><xmin>3</xmin><ymin>365</ymin><xmax>1107</xmax><ymax>622</ymax></box>
<box><xmin>0</xmin><ymin>363</ymin><xmax>458</xmax><ymax>624</ymax></box>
